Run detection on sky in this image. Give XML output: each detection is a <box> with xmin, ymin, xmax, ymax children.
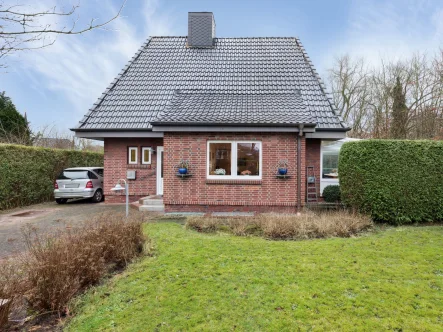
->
<box><xmin>1</xmin><ymin>0</ymin><xmax>442</xmax><ymax>134</ymax></box>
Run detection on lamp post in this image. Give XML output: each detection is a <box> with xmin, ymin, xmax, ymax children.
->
<box><xmin>111</xmin><ymin>179</ymin><xmax>129</xmax><ymax>217</ymax></box>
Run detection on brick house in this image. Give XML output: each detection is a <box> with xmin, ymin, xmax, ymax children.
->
<box><xmin>72</xmin><ymin>12</ymin><xmax>349</xmax><ymax>213</ymax></box>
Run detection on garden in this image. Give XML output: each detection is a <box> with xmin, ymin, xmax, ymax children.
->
<box><xmin>67</xmin><ymin>221</ymin><xmax>442</xmax><ymax>331</ymax></box>
<box><xmin>1</xmin><ymin>139</ymin><xmax>443</xmax><ymax>330</ymax></box>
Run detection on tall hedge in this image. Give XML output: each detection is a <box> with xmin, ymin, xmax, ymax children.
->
<box><xmin>0</xmin><ymin>144</ymin><xmax>103</xmax><ymax>210</ymax></box>
<box><xmin>339</xmin><ymin>140</ymin><xmax>443</xmax><ymax>224</ymax></box>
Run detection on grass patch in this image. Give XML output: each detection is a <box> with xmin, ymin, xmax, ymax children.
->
<box><xmin>186</xmin><ymin>210</ymin><xmax>373</xmax><ymax>239</ymax></box>
<box><xmin>68</xmin><ymin>222</ymin><xmax>443</xmax><ymax>331</ymax></box>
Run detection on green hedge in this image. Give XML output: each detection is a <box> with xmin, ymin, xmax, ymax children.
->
<box><xmin>323</xmin><ymin>185</ymin><xmax>341</xmax><ymax>203</ymax></box>
<box><xmin>0</xmin><ymin>144</ymin><xmax>103</xmax><ymax>210</ymax></box>
<box><xmin>339</xmin><ymin>140</ymin><xmax>443</xmax><ymax>224</ymax></box>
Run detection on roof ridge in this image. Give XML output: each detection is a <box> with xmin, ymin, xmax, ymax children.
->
<box><xmin>150</xmin><ymin>36</ymin><xmax>298</xmax><ymax>39</ymax></box>
<box><xmin>294</xmin><ymin>37</ymin><xmax>349</xmax><ymax>130</ymax></box>
<box><xmin>175</xmin><ymin>89</ymin><xmax>302</xmax><ymax>95</ymax></box>
<box><xmin>77</xmin><ymin>37</ymin><xmax>153</xmax><ymax>129</ymax></box>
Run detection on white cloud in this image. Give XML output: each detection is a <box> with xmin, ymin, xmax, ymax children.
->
<box><xmin>9</xmin><ymin>0</ymin><xmax>176</xmax><ymax>122</ymax></box>
<box><xmin>318</xmin><ymin>0</ymin><xmax>443</xmax><ymax>74</ymax></box>
<box><xmin>142</xmin><ymin>0</ymin><xmax>176</xmax><ymax>37</ymax></box>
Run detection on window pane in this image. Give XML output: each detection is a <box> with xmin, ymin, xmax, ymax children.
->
<box><xmin>88</xmin><ymin>171</ymin><xmax>98</xmax><ymax>179</ymax></box>
<box><xmin>161</xmin><ymin>151</ymin><xmax>164</xmax><ymax>178</ymax></box>
<box><xmin>209</xmin><ymin>143</ymin><xmax>232</xmax><ymax>175</ymax></box>
<box><xmin>58</xmin><ymin>170</ymin><xmax>89</xmax><ymax>180</ymax></box>
<box><xmin>237</xmin><ymin>143</ymin><xmax>260</xmax><ymax>176</ymax></box>
<box><xmin>130</xmin><ymin>149</ymin><xmax>136</xmax><ymax>162</ymax></box>
<box><xmin>143</xmin><ymin>149</ymin><xmax>150</xmax><ymax>163</ymax></box>
<box><xmin>322</xmin><ymin>153</ymin><xmax>339</xmax><ymax>178</ymax></box>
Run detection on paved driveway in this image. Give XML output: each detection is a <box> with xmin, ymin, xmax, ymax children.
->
<box><xmin>0</xmin><ymin>200</ymin><xmax>127</xmax><ymax>259</ymax></box>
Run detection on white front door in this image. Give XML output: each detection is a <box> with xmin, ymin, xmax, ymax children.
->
<box><xmin>156</xmin><ymin>146</ymin><xmax>164</xmax><ymax>195</ymax></box>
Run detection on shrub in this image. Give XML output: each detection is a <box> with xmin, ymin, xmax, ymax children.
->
<box><xmin>0</xmin><ymin>260</ymin><xmax>27</xmax><ymax>326</ymax></box>
<box><xmin>323</xmin><ymin>185</ymin><xmax>341</xmax><ymax>203</ymax></box>
<box><xmin>186</xmin><ymin>211</ymin><xmax>372</xmax><ymax>240</ymax></box>
<box><xmin>0</xmin><ymin>144</ymin><xmax>103</xmax><ymax>210</ymax></box>
<box><xmin>0</xmin><ymin>212</ymin><xmax>146</xmax><ymax>319</ymax></box>
<box><xmin>186</xmin><ymin>216</ymin><xmax>219</xmax><ymax>233</ymax></box>
<box><xmin>339</xmin><ymin>140</ymin><xmax>443</xmax><ymax>224</ymax></box>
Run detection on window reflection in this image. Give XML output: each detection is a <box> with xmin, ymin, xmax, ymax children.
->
<box><xmin>237</xmin><ymin>143</ymin><xmax>260</xmax><ymax>176</ymax></box>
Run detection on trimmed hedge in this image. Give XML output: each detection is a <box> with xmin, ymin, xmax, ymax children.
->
<box><xmin>0</xmin><ymin>144</ymin><xmax>103</xmax><ymax>210</ymax></box>
<box><xmin>323</xmin><ymin>185</ymin><xmax>341</xmax><ymax>203</ymax></box>
<box><xmin>339</xmin><ymin>140</ymin><xmax>443</xmax><ymax>224</ymax></box>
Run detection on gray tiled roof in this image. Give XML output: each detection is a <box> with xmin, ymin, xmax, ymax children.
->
<box><xmin>152</xmin><ymin>90</ymin><xmax>316</xmax><ymax>125</ymax></box>
<box><xmin>75</xmin><ymin>37</ymin><xmax>347</xmax><ymax>131</ymax></box>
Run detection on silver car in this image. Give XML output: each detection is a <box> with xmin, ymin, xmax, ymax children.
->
<box><xmin>54</xmin><ymin>167</ymin><xmax>104</xmax><ymax>204</ymax></box>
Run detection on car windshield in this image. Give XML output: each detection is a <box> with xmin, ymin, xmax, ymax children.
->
<box><xmin>58</xmin><ymin>170</ymin><xmax>89</xmax><ymax>180</ymax></box>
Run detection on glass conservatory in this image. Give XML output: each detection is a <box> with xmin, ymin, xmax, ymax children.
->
<box><xmin>320</xmin><ymin>138</ymin><xmax>360</xmax><ymax>195</ymax></box>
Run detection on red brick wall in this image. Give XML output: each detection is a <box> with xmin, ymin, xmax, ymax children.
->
<box><xmin>168</xmin><ymin>204</ymin><xmax>298</xmax><ymax>214</ymax></box>
<box><xmin>163</xmin><ymin>132</ymin><xmax>307</xmax><ymax>212</ymax></box>
<box><xmin>306</xmin><ymin>139</ymin><xmax>321</xmax><ymax>199</ymax></box>
<box><xmin>104</xmin><ymin>137</ymin><xmax>163</xmax><ymax>203</ymax></box>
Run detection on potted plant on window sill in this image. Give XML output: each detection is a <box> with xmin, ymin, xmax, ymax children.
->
<box><xmin>277</xmin><ymin>159</ymin><xmax>289</xmax><ymax>175</ymax></box>
<box><xmin>178</xmin><ymin>160</ymin><xmax>190</xmax><ymax>175</ymax></box>
<box><xmin>215</xmin><ymin>168</ymin><xmax>226</xmax><ymax>175</ymax></box>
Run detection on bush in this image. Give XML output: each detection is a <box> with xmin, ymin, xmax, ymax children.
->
<box><xmin>323</xmin><ymin>185</ymin><xmax>341</xmax><ymax>203</ymax></box>
<box><xmin>339</xmin><ymin>139</ymin><xmax>443</xmax><ymax>224</ymax></box>
<box><xmin>0</xmin><ymin>212</ymin><xmax>146</xmax><ymax>319</ymax></box>
<box><xmin>186</xmin><ymin>211</ymin><xmax>372</xmax><ymax>240</ymax></box>
<box><xmin>0</xmin><ymin>144</ymin><xmax>103</xmax><ymax>210</ymax></box>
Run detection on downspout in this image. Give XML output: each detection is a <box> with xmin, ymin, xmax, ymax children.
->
<box><xmin>297</xmin><ymin>124</ymin><xmax>304</xmax><ymax>212</ymax></box>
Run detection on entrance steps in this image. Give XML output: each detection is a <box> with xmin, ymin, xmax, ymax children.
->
<box><xmin>138</xmin><ymin>195</ymin><xmax>164</xmax><ymax>212</ymax></box>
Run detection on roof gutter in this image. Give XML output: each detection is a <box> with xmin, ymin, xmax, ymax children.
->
<box><xmin>150</xmin><ymin>121</ymin><xmax>317</xmax><ymax>128</ymax></box>
<box><xmin>315</xmin><ymin>127</ymin><xmax>351</xmax><ymax>132</ymax></box>
<box><xmin>71</xmin><ymin>128</ymin><xmax>154</xmax><ymax>132</ymax></box>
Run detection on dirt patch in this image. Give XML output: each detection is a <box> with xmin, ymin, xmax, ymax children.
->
<box><xmin>0</xmin><ymin>209</ymin><xmax>56</xmax><ymax>224</ymax></box>
<box><xmin>0</xmin><ymin>201</ymin><xmax>128</xmax><ymax>259</ymax></box>
<box><xmin>11</xmin><ymin>210</ymin><xmax>47</xmax><ymax>218</ymax></box>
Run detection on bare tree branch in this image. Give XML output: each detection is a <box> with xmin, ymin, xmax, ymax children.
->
<box><xmin>0</xmin><ymin>0</ymin><xmax>127</xmax><ymax>67</ymax></box>
<box><xmin>327</xmin><ymin>50</ymin><xmax>443</xmax><ymax>139</ymax></box>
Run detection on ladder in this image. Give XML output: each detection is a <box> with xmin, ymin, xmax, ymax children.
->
<box><xmin>306</xmin><ymin>166</ymin><xmax>318</xmax><ymax>203</ymax></box>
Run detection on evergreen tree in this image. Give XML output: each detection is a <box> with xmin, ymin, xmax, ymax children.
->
<box><xmin>390</xmin><ymin>77</ymin><xmax>408</xmax><ymax>139</ymax></box>
<box><xmin>0</xmin><ymin>91</ymin><xmax>32</xmax><ymax>145</ymax></box>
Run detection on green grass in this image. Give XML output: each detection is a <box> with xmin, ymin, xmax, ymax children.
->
<box><xmin>67</xmin><ymin>223</ymin><xmax>443</xmax><ymax>331</ymax></box>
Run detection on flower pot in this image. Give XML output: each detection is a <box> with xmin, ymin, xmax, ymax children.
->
<box><xmin>278</xmin><ymin>168</ymin><xmax>288</xmax><ymax>175</ymax></box>
<box><xmin>178</xmin><ymin>168</ymin><xmax>188</xmax><ymax>175</ymax></box>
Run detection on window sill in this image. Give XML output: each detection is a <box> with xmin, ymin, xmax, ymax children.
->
<box><xmin>127</xmin><ymin>164</ymin><xmax>152</xmax><ymax>169</ymax></box>
<box><xmin>206</xmin><ymin>179</ymin><xmax>262</xmax><ymax>185</ymax></box>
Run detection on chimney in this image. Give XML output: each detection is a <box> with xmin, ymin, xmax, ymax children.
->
<box><xmin>187</xmin><ymin>12</ymin><xmax>216</xmax><ymax>48</ymax></box>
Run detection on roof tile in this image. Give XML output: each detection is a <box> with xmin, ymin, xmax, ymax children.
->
<box><xmin>75</xmin><ymin>37</ymin><xmax>347</xmax><ymax>130</ymax></box>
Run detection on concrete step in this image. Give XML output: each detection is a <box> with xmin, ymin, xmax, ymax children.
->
<box><xmin>142</xmin><ymin>199</ymin><xmax>164</xmax><ymax>206</ymax></box>
<box><xmin>139</xmin><ymin>205</ymin><xmax>165</xmax><ymax>212</ymax></box>
<box><xmin>130</xmin><ymin>201</ymin><xmax>142</xmax><ymax>210</ymax></box>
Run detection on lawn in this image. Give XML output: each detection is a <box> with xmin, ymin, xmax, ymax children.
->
<box><xmin>68</xmin><ymin>222</ymin><xmax>443</xmax><ymax>331</ymax></box>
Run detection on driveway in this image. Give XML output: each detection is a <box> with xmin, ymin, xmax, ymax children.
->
<box><xmin>0</xmin><ymin>200</ymin><xmax>127</xmax><ymax>259</ymax></box>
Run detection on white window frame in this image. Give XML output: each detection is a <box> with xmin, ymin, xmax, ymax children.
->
<box><xmin>207</xmin><ymin>140</ymin><xmax>262</xmax><ymax>180</ymax></box>
<box><xmin>320</xmin><ymin>141</ymin><xmax>339</xmax><ymax>195</ymax></box>
<box><xmin>141</xmin><ymin>147</ymin><xmax>152</xmax><ymax>165</ymax></box>
<box><xmin>128</xmin><ymin>147</ymin><xmax>138</xmax><ymax>165</ymax></box>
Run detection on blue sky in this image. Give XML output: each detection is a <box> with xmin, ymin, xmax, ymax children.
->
<box><xmin>2</xmin><ymin>0</ymin><xmax>442</xmax><ymax>134</ymax></box>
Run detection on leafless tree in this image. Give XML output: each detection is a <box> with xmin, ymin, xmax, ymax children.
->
<box><xmin>328</xmin><ymin>55</ymin><xmax>373</xmax><ymax>138</ymax></box>
<box><xmin>33</xmin><ymin>124</ymin><xmax>103</xmax><ymax>152</ymax></box>
<box><xmin>0</xmin><ymin>0</ymin><xmax>126</xmax><ymax>67</ymax></box>
<box><xmin>75</xmin><ymin>136</ymin><xmax>104</xmax><ymax>152</ymax></box>
<box><xmin>327</xmin><ymin>50</ymin><xmax>443</xmax><ymax>139</ymax></box>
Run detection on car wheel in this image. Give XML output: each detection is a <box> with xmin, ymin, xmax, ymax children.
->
<box><xmin>91</xmin><ymin>189</ymin><xmax>103</xmax><ymax>203</ymax></box>
<box><xmin>56</xmin><ymin>198</ymin><xmax>68</xmax><ymax>204</ymax></box>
